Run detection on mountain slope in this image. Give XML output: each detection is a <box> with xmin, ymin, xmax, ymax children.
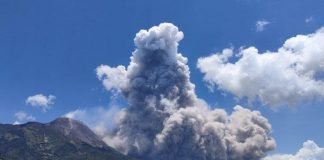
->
<box><xmin>0</xmin><ymin>118</ymin><xmax>134</xmax><ymax>160</ymax></box>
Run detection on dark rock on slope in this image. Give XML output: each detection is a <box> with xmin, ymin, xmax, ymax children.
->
<box><xmin>0</xmin><ymin>117</ymin><xmax>135</xmax><ymax>160</ymax></box>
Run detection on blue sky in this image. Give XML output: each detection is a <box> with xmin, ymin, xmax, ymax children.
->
<box><xmin>0</xmin><ymin>0</ymin><xmax>324</xmax><ymax>155</ymax></box>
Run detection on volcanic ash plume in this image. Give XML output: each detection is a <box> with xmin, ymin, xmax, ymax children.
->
<box><xmin>96</xmin><ymin>23</ymin><xmax>276</xmax><ymax>160</ymax></box>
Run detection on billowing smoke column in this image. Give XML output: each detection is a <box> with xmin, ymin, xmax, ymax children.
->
<box><xmin>96</xmin><ymin>23</ymin><xmax>276</xmax><ymax>160</ymax></box>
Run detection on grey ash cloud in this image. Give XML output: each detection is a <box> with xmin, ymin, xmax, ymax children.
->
<box><xmin>96</xmin><ymin>23</ymin><xmax>275</xmax><ymax>160</ymax></box>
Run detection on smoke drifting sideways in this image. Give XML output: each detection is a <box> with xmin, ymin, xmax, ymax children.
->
<box><xmin>96</xmin><ymin>23</ymin><xmax>276</xmax><ymax>160</ymax></box>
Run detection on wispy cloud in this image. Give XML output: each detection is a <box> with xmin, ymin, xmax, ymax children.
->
<box><xmin>13</xmin><ymin>111</ymin><xmax>36</xmax><ymax>125</ymax></box>
<box><xmin>256</xmin><ymin>20</ymin><xmax>270</xmax><ymax>32</ymax></box>
<box><xmin>305</xmin><ymin>16</ymin><xmax>313</xmax><ymax>23</ymax></box>
<box><xmin>64</xmin><ymin>106</ymin><xmax>121</xmax><ymax>138</ymax></box>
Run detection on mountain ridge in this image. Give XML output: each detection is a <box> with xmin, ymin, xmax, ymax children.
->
<box><xmin>0</xmin><ymin>117</ymin><xmax>135</xmax><ymax>160</ymax></box>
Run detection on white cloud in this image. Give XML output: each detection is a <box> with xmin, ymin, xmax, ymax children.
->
<box><xmin>96</xmin><ymin>65</ymin><xmax>128</xmax><ymax>92</ymax></box>
<box><xmin>263</xmin><ymin>140</ymin><xmax>324</xmax><ymax>160</ymax></box>
<box><xmin>13</xmin><ymin>111</ymin><xmax>36</xmax><ymax>125</ymax></box>
<box><xmin>25</xmin><ymin>94</ymin><xmax>55</xmax><ymax>112</ymax></box>
<box><xmin>256</xmin><ymin>20</ymin><xmax>270</xmax><ymax>32</ymax></box>
<box><xmin>198</xmin><ymin>28</ymin><xmax>324</xmax><ymax>107</ymax></box>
